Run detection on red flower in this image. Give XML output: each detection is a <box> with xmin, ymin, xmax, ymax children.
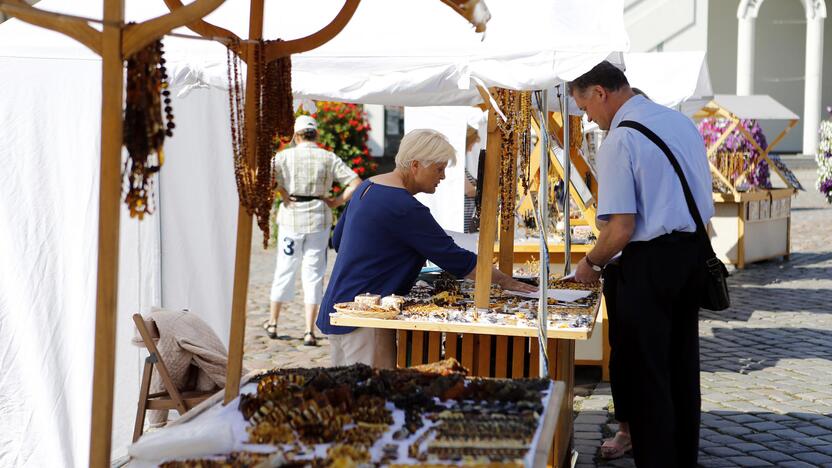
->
<box><xmin>348</xmin><ymin>119</ymin><xmax>359</xmax><ymax>127</ymax></box>
<box><xmin>352</xmin><ymin>157</ymin><xmax>363</xmax><ymax>165</ymax></box>
<box><xmin>332</xmin><ymin>185</ymin><xmax>342</xmax><ymax>193</ymax></box>
<box><xmin>355</xmin><ymin>166</ymin><xmax>366</xmax><ymax>175</ymax></box>
<box><xmin>311</xmin><ymin>113</ymin><xmax>318</xmax><ymax>119</ymax></box>
<box><xmin>362</xmin><ymin>148</ymin><xmax>369</xmax><ymax>155</ymax></box>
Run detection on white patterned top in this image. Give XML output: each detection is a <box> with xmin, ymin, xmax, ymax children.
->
<box><xmin>274</xmin><ymin>142</ymin><xmax>358</xmax><ymax>233</ymax></box>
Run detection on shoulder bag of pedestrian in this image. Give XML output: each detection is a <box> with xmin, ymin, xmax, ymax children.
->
<box><xmin>618</xmin><ymin>120</ymin><xmax>730</xmax><ymax>311</ymax></box>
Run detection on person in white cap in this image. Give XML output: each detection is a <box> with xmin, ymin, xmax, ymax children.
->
<box><xmin>267</xmin><ymin>114</ymin><xmax>363</xmax><ymax>346</ymax></box>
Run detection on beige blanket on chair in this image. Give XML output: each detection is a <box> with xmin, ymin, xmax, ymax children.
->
<box><xmin>136</xmin><ymin>307</ymin><xmax>249</xmax><ymax>426</ymax></box>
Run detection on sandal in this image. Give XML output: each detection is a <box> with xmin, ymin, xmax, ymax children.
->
<box><xmin>303</xmin><ymin>332</ymin><xmax>317</xmax><ymax>347</ymax></box>
<box><xmin>263</xmin><ymin>321</ymin><xmax>278</xmax><ymax>340</ymax></box>
<box><xmin>599</xmin><ymin>431</ymin><xmax>632</xmax><ymax>460</ymax></box>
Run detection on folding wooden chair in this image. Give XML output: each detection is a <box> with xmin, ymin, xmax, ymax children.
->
<box><xmin>132</xmin><ymin>313</ymin><xmax>215</xmax><ymax>442</ymax></box>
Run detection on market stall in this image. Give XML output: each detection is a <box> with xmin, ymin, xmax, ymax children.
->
<box><xmin>692</xmin><ymin>95</ymin><xmax>802</xmax><ymax>268</ymax></box>
<box><xmin>0</xmin><ymin>0</ymin><xmax>628</xmax><ymax>466</ymax></box>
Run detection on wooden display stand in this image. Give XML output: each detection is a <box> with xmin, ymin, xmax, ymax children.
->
<box><xmin>693</xmin><ymin>96</ymin><xmax>800</xmax><ymax>269</ymax></box>
<box><xmin>507</xmin><ymin>110</ymin><xmax>610</xmax><ymax>380</ymax></box>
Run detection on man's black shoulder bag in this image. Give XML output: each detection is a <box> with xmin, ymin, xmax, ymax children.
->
<box><xmin>618</xmin><ymin>120</ymin><xmax>730</xmax><ymax>311</ymax></box>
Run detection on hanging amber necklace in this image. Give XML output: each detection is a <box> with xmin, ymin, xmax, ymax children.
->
<box><xmin>123</xmin><ymin>38</ymin><xmax>174</xmax><ymax>219</ymax></box>
<box><xmin>226</xmin><ymin>40</ymin><xmax>295</xmax><ymax>248</ymax></box>
<box><xmin>492</xmin><ymin>88</ymin><xmax>532</xmax><ymax>226</ymax></box>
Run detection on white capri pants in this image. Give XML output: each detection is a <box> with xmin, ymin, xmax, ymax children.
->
<box><xmin>329</xmin><ymin>327</ymin><xmax>396</xmax><ymax>369</ymax></box>
<box><xmin>270</xmin><ymin>228</ymin><xmax>329</xmax><ymax>305</ymax></box>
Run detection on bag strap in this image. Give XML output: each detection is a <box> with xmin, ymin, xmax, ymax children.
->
<box><xmin>617</xmin><ymin>120</ymin><xmax>713</xmax><ymax>252</ymax></box>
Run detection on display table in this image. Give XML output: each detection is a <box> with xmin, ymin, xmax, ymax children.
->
<box><xmin>331</xmin><ymin>282</ymin><xmax>601</xmax><ymax>467</ymax></box>
<box><xmin>128</xmin><ymin>363</ymin><xmax>565</xmax><ymax>468</ymax></box>
<box><xmin>711</xmin><ymin>188</ymin><xmax>793</xmax><ymax>268</ymax></box>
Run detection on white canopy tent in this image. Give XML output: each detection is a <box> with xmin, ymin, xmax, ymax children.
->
<box><xmin>0</xmin><ymin>0</ymin><xmax>628</xmax><ymax>465</ymax></box>
<box><xmin>621</xmin><ymin>51</ymin><xmax>713</xmax><ymax>114</ymax></box>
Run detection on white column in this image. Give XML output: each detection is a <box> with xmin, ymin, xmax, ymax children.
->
<box><xmin>802</xmin><ymin>17</ymin><xmax>825</xmax><ymax>155</ymax></box>
<box><xmin>736</xmin><ymin>17</ymin><xmax>756</xmax><ymax>95</ymax></box>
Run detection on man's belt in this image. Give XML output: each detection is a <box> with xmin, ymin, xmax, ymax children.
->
<box><xmin>288</xmin><ymin>194</ymin><xmax>321</xmax><ymax>202</ymax></box>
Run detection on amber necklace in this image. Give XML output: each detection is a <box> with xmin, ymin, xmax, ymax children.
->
<box><xmin>123</xmin><ymin>38</ymin><xmax>174</xmax><ymax>219</ymax></box>
<box><xmin>226</xmin><ymin>40</ymin><xmax>295</xmax><ymax>248</ymax></box>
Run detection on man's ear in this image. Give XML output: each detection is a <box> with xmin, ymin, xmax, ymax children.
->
<box><xmin>594</xmin><ymin>85</ymin><xmax>607</xmax><ymax>101</ymax></box>
<box><xmin>411</xmin><ymin>160</ymin><xmax>421</xmax><ymax>171</ymax></box>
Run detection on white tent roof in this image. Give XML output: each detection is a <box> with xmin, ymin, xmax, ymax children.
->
<box><xmin>621</xmin><ymin>51</ymin><xmax>712</xmax><ymax>110</ymax></box>
<box><xmin>706</xmin><ymin>94</ymin><xmax>800</xmax><ymax>121</ymax></box>
<box><xmin>0</xmin><ymin>0</ymin><xmax>630</xmax><ymax>105</ymax></box>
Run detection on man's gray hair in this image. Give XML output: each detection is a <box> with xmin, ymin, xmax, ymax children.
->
<box><xmin>395</xmin><ymin>129</ymin><xmax>457</xmax><ymax>170</ymax></box>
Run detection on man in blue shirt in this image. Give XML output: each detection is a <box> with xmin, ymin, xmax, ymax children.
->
<box><xmin>571</xmin><ymin>61</ymin><xmax>713</xmax><ymax>468</ymax></box>
<box><xmin>317</xmin><ymin>129</ymin><xmax>534</xmax><ymax>369</ymax></box>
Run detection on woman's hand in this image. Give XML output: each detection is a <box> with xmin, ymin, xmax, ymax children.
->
<box><xmin>493</xmin><ymin>268</ymin><xmax>537</xmax><ymax>293</ymax></box>
<box><xmin>463</xmin><ymin>265</ymin><xmax>537</xmax><ymax>293</ymax></box>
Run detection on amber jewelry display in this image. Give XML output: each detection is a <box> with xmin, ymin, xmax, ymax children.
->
<box><xmin>160</xmin><ymin>362</ymin><xmax>553</xmax><ymax>466</ymax></box>
<box><xmin>225</xmin><ymin>40</ymin><xmax>295</xmax><ymax>248</ymax></box>
<box><xmin>493</xmin><ymin>89</ymin><xmax>532</xmax><ymax>226</ymax></box>
<box><xmin>123</xmin><ymin>38</ymin><xmax>174</xmax><ymax>220</ymax></box>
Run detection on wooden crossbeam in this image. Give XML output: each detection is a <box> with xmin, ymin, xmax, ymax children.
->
<box><xmin>705</xmin><ymin>119</ymin><xmax>741</xmax><ymax>197</ymax></box>
<box><xmin>735</xmin><ymin>123</ymin><xmax>795</xmax><ymax>189</ymax></box>
<box><xmin>529</xmin><ymin>113</ymin><xmax>600</xmax><ymax>235</ymax></box>
<box><xmin>0</xmin><ymin>0</ymin><xmax>102</xmax><ymax>54</ymax></box>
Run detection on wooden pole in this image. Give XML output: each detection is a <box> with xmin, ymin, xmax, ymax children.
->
<box><xmin>224</xmin><ymin>0</ymin><xmax>264</xmax><ymax>405</ymax></box>
<box><xmin>474</xmin><ymin>107</ymin><xmax>501</xmax><ymax>309</ymax></box>
<box><xmin>89</xmin><ymin>1</ymin><xmax>124</xmax><ymax>465</ymax></box>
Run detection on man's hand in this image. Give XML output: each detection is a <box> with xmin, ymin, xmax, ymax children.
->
<box><xmin>574</xmin><ymin>257</ymin><xmax>602</xmax><ymax>284</ymax></box>
<box><xmin>324</xmin><ymin>197</ymin><xmax>339</xmax><ymax>208</ymax></box>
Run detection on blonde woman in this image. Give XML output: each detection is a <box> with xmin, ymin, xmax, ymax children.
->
<box><xmin>317</xmin><ymin>129</ymin><xmax>534</xmax><ymax>368</ymax></box>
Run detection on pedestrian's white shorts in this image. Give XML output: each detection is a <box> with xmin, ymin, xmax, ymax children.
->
<box><xmin>269</xmin><ymin>228</ymin><xmax>328</xmax><ymax>305</ymax></box>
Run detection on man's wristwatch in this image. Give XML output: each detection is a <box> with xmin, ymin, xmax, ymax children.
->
<box><xmin>585</xmin><ymin>255</ymin><xmax>603</xmax><ymax>272</ymax></box>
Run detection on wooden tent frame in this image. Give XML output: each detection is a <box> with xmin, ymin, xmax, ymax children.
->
<box><xmin>0</xmin><ymin>0</ymin><xmax>487</xmax><ymax>465</ymax></box>
<box><xmin>503</xmin><ymin>111</ymin><xmax>600</xmax><ymax>269</ymax></box>
<box><xmin>693</xmin><ymin>99</ymin><xmax>799</xmax><ymax>196</ymax></box>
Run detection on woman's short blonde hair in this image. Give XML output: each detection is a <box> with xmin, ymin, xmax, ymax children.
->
<box><xmin>395</xmin><ymin>129</ymin><xmax>457</xmax><ymax>170</ymax></box>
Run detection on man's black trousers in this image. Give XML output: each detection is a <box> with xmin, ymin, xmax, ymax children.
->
<box><xmin>607</xmin><ymin>232</ymin><xmax>704</xmax><ymax>467</ymax></box>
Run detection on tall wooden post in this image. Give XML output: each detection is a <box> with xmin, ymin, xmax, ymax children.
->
<box><xmin>89</xmin><ymin>1</ymin><xmax>124</xmax><ymax>465</ymax></box>
<box><xmin>225</xmin><ymin>0</ymin><xmax>265</xmax><ymax>404</ymax></box>
<box><xmin>474</xmin><ymin>107</ymin><xmax>501</xmax><ymax>309</ymax></box>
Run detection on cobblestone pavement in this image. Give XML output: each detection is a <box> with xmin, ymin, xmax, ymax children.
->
<box><xmin>242</xmin><ymin>236</ymin><xmax>334</xmax><ymax>372</ymax></box>
<box><xmin>574</xmin><ymin>169</ymin><xmax>832</xmax><ymax>468</ymax></box>
<box><xmin>242</xmin><ymin>169</ymin><xmax>832</xmax><ymax>467</ymax></box>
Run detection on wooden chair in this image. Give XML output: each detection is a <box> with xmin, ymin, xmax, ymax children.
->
<box><xmin>132</xmin><ymin>313</ymin><xmax>215</xmax><ymax>442</ymax></box>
